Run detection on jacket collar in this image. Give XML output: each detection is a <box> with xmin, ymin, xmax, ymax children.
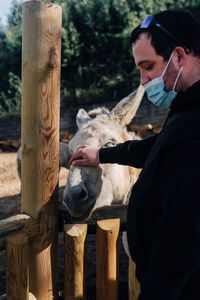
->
<box><xmin>170</xmin><ymin>80</ymin><xmax>200</xmax><ymax>114</ymax></box>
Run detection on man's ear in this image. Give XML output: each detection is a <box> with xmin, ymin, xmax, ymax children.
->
<box><xmin>175</xmin><ymin>46</ymin><xmax>187</xmax><ymax>67</ymax></box>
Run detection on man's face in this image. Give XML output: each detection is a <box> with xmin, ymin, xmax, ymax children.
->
<box><xmin>132</xmin><ymin>32</ymin><xmax>179</xmax><ymax>91</ymax></box>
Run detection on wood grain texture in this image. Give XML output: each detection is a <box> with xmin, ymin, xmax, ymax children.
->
<box><xmin>6</xmin><ymin>233</ymin><xmax>29</xmax><ymax>300</ymax></box>
<box><xmin>129</xmin><ymin>256</ymin><xmax>140</xmax><ymax>300</ymax></box>
<box><xmin>0</xmin><ymin>214</ymin><xmax>39</xmax><ymax>250</ymax></box>
<box><xmin>64</xmin><ymin>224</ymin><xmax>88</xmax><ymax>300</ymax></box>
<box><xmin>0</xmin><ymin>214</ymin><xmax>30</xmax><ymax>238</ymax></box>
<box><xmin>21</xmin><ymin>1</ymin><xmax>62</xmax><ymax>216</ymax></box>
<box><xmin>21</xmin><ymin>1</ymin><xmax>62</xmax><ymax>299</ymax></box>
<box><xmin>96</xmin><ymin>219</ymin><xmax>120</xmax><ymax>300</ymax></box>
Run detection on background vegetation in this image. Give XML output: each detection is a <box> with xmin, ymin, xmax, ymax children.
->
<box><xmin>0</xmin><ymin>0</ymin><xmax>200</xmax><ymax>117</ymax></box>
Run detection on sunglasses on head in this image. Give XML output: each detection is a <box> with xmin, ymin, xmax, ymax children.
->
<box><xmin>132</xmin><ymin>15</ymin><xmax>185</xmax><ymax>48</ymax></box>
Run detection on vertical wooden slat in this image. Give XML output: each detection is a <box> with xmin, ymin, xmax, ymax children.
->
<box><xmin>21</xmin><ymin>1</ymin><xmax>62</xmax><ymax>299</ymax></box>
<box><xmin>96</xmin><ymin>219</ymin><xmax>120</xmax><ymax>300</ymax></box>
<box><xmin>64</xmin><ymin>224</ymin><xmax>88</xmax><ymax>300</ymax></box>
<box><xmin>6</xmin><ymin>233</ymin><xmax>29</xmax><ymax>300</ymax></box>
<box><xmin>129</xmin><ymin>256</ymin><xmax>140</xmax><ymax>300</ymax></box>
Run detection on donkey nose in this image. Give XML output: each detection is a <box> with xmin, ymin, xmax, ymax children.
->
<box><xmin>73</xmin><ymin>186</ymin><xmax>88</xmax><ymax>201</ymax></box>
<box><xmin>68</xmin><ymin>185</ymin><xmax>88</xmax><ymax>203</ymax></box>
<box><xmin>62</xmin><ymin>184</ymin><xmax>89</xmax><ymax>218</ymax></box>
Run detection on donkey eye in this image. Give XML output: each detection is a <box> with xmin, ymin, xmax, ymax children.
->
<box><xmin>103</xmin><ymin>140</ymin><xmax>116</xmax><ymax>148</ymax></box>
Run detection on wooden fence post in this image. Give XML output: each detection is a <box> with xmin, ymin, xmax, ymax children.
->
<box><xmin>129</xmin><ymin>256</ymin><xmax>140</xmax><ymax>300</ymax></box>
<box><xmin>21</xmin><ymin>1</ymin><xmax>62</xmax><ymax>299</ymax></box>
<box><xmin>6</xmin><ymin>233</ymin><xmax>29</xmax><ymax>300</ymax></box>
<box><xmin>64</xmin><ymin>224</ymin><xmax>88</xmax><ymax>300</ymax></box>
<box><xmin>96</xmin><ymin>219</ymin><xmax>120</xmax><ymax>300</ymax></box>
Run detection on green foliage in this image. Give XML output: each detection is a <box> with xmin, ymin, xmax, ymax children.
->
<box><xmin>0</xmin><ymin>72</ymin><xmax>21</xmax><ymax>117</ymax></box>
<box><xmin>0</xmin><ymin>0</ymin><xmax>200</xmax><ymax>115</ymax></box>
<box><xmin>58</xmin><ymin>0</ymin><xmax>138</xmax><ymax>106</ymax></box>
<box><xmin>0</xmin><ymin>0</ymin><xmax>22</xmax><ymax>117</ymax></box>
<box><xmin>6</xmin><ymin>0</ymin><xmax>22</xmax><ymax>78</ymax></box>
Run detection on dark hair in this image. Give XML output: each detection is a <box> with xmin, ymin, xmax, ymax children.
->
<box><xmin>129</xmin><ymin>8</ymin><xmax>200</xmax><ymax>60</ymax></box>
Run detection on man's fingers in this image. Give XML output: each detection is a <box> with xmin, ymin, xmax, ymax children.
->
<box><xmin>77</xmin><ymin>144</ymin><xmax>88</xmax><ymax>151</ymax></box>
<box><xmin>69</xmin><ymin>148</ymin><xmax>87</xmax><ymax>165</ymax></box>
<box><xmin>68</xmin><ymin>145</ymin><xmax>99</xmax><ymax>167</ymax></box>
<box><xmin>72</xmin><ymin>159</ymin><xmax>88</xmax><ymax>166</ymax></box>
<box><xmin>69</xmin><ymin>151</ymin><xmax>82</xmax><ymax>165</ymax></box>
<box><xmin>69</xmin><ymin>156</ymin><xmax>75</xmax><ymax>166</ymax></box>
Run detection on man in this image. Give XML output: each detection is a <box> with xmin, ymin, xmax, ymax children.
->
<box><xmin>69</xmin><ymin>8</ymin><xmax>200</xmax><ymax>300</ymax></box>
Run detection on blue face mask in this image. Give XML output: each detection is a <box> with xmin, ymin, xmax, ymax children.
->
<box><xmin>144</xmin><ymin>51</ymin><xmax>183</xmax><ymax>108</ymax></box>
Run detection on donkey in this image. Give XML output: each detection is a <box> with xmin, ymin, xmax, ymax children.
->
<box><xmin>61</xmin><ymin>85</ymin><xmax>144</xmax><ymax>221</ymax></box>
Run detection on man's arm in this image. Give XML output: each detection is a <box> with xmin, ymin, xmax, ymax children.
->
<box><xmin>99</xmin><ymin>134</ymin><xmax>158</xmax><ymax>168</ymax></box>
<box><xmin>70</xmin><ymin>134</ymin><xmax>158</xmax><ymax>168</ymax></box>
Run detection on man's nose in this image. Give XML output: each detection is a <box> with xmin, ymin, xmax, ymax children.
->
<box><xmin>140</xmin><ymin>75</ymin><xmax>150</xmax><ymax>86</ymax></box>
<box><xmin>140</xmin><ymin>70</ymin><xmax>151</xmax><ymax>86</ymax></box>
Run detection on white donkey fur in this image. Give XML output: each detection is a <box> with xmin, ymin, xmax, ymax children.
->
<box><xmin>62</xmin><ymin>86</ymin><xmax>144</xmax><ymax>221</ymax></box>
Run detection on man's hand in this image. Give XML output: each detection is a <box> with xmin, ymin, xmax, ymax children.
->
<box><xmin>69</xmin><ymin>145</ymin><xmax>100</xmax><ymax>167</ymax></box>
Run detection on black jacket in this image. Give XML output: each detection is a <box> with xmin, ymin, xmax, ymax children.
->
<box><xmin>99</xmin><ymin>81</ymin><xmax>200</xmax><ymax>300</ymax></box>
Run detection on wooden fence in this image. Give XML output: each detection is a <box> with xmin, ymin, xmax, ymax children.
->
<box><xmin>0</xmin><ymin>212</ymin><xmax>140</xmax><ymax>300</ymax></box>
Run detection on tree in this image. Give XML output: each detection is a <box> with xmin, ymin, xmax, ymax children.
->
<box><xmin>60</xmin><ymin>0</ymin><xmax>138</xmax><ymax>106</ymax></box>
<box><xmin>0</xmin><ymin>0</ymin><xmax>200</xmax><ymax>115</ymax></box>
<box><xmin>0</xmin><ymin>0</ymin><xmax>22</xmax><ymax>116</ymax></box>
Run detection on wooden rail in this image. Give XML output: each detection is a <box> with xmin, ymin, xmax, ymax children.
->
<box><xmin>0</xmin><ymin>205</ymin><xmax>127</xmax><ymax>250</ymax></box>
<box><xmin>0</xmin><ymin>214</ymin><xmax>39</xmax><ymax>250</ymax></box>
<box><xmin>61</xmin><ymin>204</ymin><xmax>128</xmax><ymax>233</ymax></box>
<box><xmin>1</xmin><ymin>214</ymin><xmax>140</xmax><ymax>299</ymax></box>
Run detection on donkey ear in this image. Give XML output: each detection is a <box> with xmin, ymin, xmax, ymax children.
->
<box><xmin>111</xmin><ymin>85</ymin><xmax>145</xmax><ymax>126</ymax></box>
<box><xmin>76</xmin><ymin>108</ymin><xmax>91</xmax><ymax>129</ymax></box>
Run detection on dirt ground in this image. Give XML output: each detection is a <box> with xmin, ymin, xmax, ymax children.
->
<box><xmin>0</xmin><ymin>152</ymin><xmax>129</xmax><ymax>299</ymax></box>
